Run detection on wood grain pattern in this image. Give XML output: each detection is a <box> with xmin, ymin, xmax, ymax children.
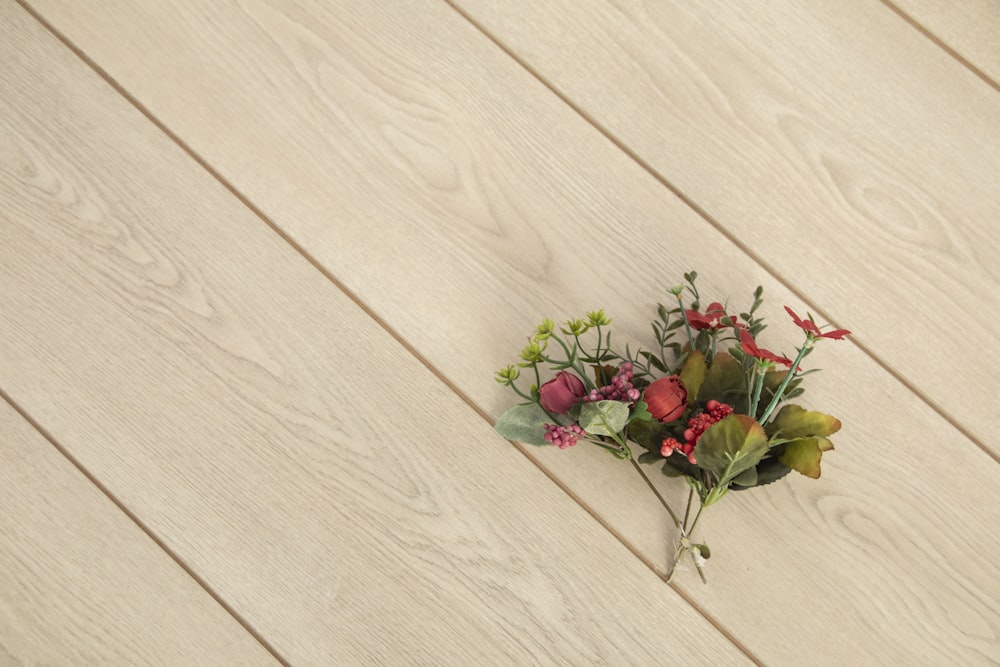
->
<box><xmin>892</xmin><ymin>0</ymin><xmax>1000</xmax><ymax>84</ymax></box>
<box><xmin>0</xmin><ymin>400</ymin><xmax>279</xmax><ymax>666</ymax></box>
<box><xmin>444</xmin><ymin>0</ymin><xmax>1000</xmax><ymax>452</ymax></box>
<box><xmin>20</xmin><ymin>0</ymin><xmax>1000</xmax><ymax>663</ymax></box>
<box><xmin>0</xmin><ymin>5</ymin><xmax>751</xmax><ymax>665</ymax></box>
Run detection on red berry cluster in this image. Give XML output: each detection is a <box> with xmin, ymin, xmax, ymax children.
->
<box><xmin>661</xmin><ymin>400</ymin><xmax>734</xmax><ymax>464</ymax></box>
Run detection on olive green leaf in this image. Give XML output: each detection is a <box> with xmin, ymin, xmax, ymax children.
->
<box><xmin>779</xmin><ymin>437</ymin><xmax>835</xmax><ymax>479</ymax></box>
<box><xmin>693</xmin><ymin>414</ymin><xmax>768</xmax><ymax>484</ymax></box>
<box><xmin>679</xmin><ymin>350</ymin><xmax>707</xmax><ymax>403</ymax></box>
<box><xmin>697</xmin><ymin>353</ymin><xmax>746</xmax><ymax>405</ymax></box>
<box><xmin>493</xmin><ymin>402</ymin><xmax>551</xmax><ymax>446</ymax></box>
<box><xmin>768</xmin><ymin>404</ymin><xmax>841</xmax><ymax>439</ymax></box>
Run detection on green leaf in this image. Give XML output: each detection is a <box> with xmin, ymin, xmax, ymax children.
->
<box><xmin>745</xmin><ymin>456</ymin><xmax>793</xmax><ymax>488</ymax></box>
<box><xmin>679</xmin><ymin>350</ymin><xmax>707</xmax><ymax>403</ymax></box>
<box><xmin>661</xmin><ymin>461</ymin><xmax>685</xmax><ymax>477</ymax></box>
<box><xmin>578</xmin><ymin>401</ymin><xmax>629</xmax><ymax>437</ymax></box>
<box><xmin>627</xmin><ymin>419</ymin><xmax>668</xmax><ymax>452</ymax></box>
<box><xmin>662</xmin><ymin>454</ymin><xmax>701</xmax><ymax>479</ymax></box>
<box><xmin>637</xmin><ymin>451</ymin><xmax>662</xmax><ymax>465</ymax></box>
<box><xmin>693</xmin><ymin>544</ymin><xmax>711</xmax><ymax>559</ymax></box>
<box><xmin>731</xmin><ymin>466</ymin><xmax>758</xmax><ymax>487</ymax></box>
<box><xmin>628</xmin><ymin>400</ymin><xmax>653</xmax><ymax>424</ymax></box>
<box><xmin>693</xmin><ymin>414</ymin><xmax>768</xmax><ymax>483</ymax></box>
<box><xmin>697</xmin><ymin>353</ymin><xmax>746</xmax><ymax>405</ymax></box>
<box><xmin>494</xmin><ymin>403</ymin><xmax>551</xmax><ymax>446</ymax></box>
<box><xmin>768</xmin><ymin>405</ymin><xmax>841</xmax><ymax>439</ymax></box>
<box><xmin>779</xmin><ymin>437</ymin><xmax>834</xmax><ymax>479</ymax></box>
<box><xmin>641</xmin><ymin>351</ymin><xmax>667</xmax><ymax>372</ymax></box>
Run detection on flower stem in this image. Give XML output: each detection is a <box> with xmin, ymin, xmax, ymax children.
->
<box><xmin>676</xmin><ymin>295</ymin><xmax>694</xmax><ymax>346</ymax></box>
<box><xmin>759</xmin><ymin>337</ymin><xmax>812</xmax><ymax>423</ymax></box>
<box><xmin>510</xmin><ymin>385</ymin><xmax>534</xmax><ymax>402</ymax></box>
<box><xmin>687</xmin><ymin>503</ymin><xmax>704</xmax><ymax>537</ymax></box>
<box><xmin>631</xmin><ymin>459</ymin><xmax>683</xmax><ymax>530</ymax></box>
<box><xmin>749</xmin><ymin>363</ymin><xmax>766</xmax><ymax>419</ymax></box>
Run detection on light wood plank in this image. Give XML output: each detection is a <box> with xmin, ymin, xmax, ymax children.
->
<box><xmin>0</xmin><ymin>400</ymin><xmax>279</xmax><ymax>666</ymax></box>
<box><xmin>21</xmin><ymin>0</ymin><xmax>1000</xmax><ymax>663</ymax></box>
<box><xmin>442</xmin><ymin>0</ymin><xmax>1000</xmax><ymax>451</ymax></box>
<box><xmin>893</xmin><ymin>0</ymin><xmax>1000</xmax><ymax>84</ymax></box>
<box><xmin>0</xmin><ymin>5</ymin><xmax>751</xmax><ymax>666</ymax></box>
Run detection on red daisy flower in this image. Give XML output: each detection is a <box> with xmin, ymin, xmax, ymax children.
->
<box><xmin>739</xmin><ymin>329</ymin><xmax>792</xmax><ymax>367</ymax></box>
<box><xmin>685</xmin><ymin>302</ymin><xmax>742</xmax><ymax>331</ymax></box>
<box><xmin>784</xmin><ymin>307</ymin><xmax>851</xmax><ymax>340</ymax></box>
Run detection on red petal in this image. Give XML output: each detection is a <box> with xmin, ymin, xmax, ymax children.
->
<box><xmin>821</xmin><ymin>328</ymin><xmax>852</xmax><ymax>340</ymax></box>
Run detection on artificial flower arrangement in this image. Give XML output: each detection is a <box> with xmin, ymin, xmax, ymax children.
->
<box><xmin>494</xmin><ymin>273</ymin><xmax>850</xmax><ymax>582</ymax></box>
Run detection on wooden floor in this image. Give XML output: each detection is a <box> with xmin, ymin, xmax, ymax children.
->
<box><xmin>2</xmin><ymin>0</ymin><xmax>998</xmax><ymax>664</ymax></box>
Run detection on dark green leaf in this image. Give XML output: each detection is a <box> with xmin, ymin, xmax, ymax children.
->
<box><xmin>641</xmin><ymin>351</ymin><xmax>667</xmax><ymax>372</ymax></box>
<box><xmin>628</xmin><ymin>400</ymin><xmax>653</xmax><ymax>424</ymax></box>
<box><xmin>693</xmin><ymin>414</ymin><xmax>768</xmax><ymax>483</ymax></box>
<box><xmin>730</xmin><ymin>455</ymin><xmax>793</xmax><ymax>490</ymax></box>
<box><xmin>637</xmin><ymin>451</ymin><xmax>662</xmax><ymax>465</ymax></box>
<box><xmin>731</xmin><ymin>466</ymin><xmax>758</xmax><ymax>487</ymax></box>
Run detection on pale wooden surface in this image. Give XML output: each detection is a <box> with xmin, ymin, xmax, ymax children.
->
<box><xmin>3</xmin><ymin>0</ymin><xmax>1000</xmax><ymax>664</ymax></box>
<box><xmin>0</xmin><ymin>400</ymin><xmax>280</xmax><ymax>666</ymax></box>
<box><xmin>449</xmin><ymin>0</ymin><xmax>1000</xmax><ymax>454</ymax></box>
<box><xmin>0</xmin><ymin>4</ymin><xmax>750</xmax><ymax>665</ymax></box>
<box><xmin>892</xmin><ymin>0</ymin><xmax>1000</xmax><ymax>84</ymax></box>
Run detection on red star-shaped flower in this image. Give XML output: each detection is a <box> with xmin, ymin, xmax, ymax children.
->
<box><xmin>685</xmin><ymin>302</ymin><xmax>742</xmax><ymax>331</ymax></box>
<box><xmin>739</xmin><ymin>329</ymin><xmax>792</xmax><ymax>367</ymax></box>
<box><xmin>784</xmin><ymin>307</ymin><xmax>851</xmax><ymax>340</ymax></box>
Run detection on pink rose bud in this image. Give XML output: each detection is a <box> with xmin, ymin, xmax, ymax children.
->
<box><xmin>644</xmin><ymin>376</ymin><xmax>688</xmax><ymax>422</ymax></box>
<box><xmin>538</xmin><ymin>372</ymin><xmax>587</xmax><ymax>414</ymax></box>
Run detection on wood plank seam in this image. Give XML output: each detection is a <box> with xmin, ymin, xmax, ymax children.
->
<box><xmin>0</xmin><ymin>386</ymin><xmax>293</xmax><ymax>667</ymax></box>
<box><xmin>877</xmin><ymin>0</ymin><xmax>1000</xmax><ymax>94</ymax></box>
<box><xmin>11</xmin><ymin>3</ymin><xmax>770</xmax><ymax>663</ymax></box>
<box><xmin>438</xmin><ymin>0</ymin><xmax>1000</xmax><ymax>469</ymax></box>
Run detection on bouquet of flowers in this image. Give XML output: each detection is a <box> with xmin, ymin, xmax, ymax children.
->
<box><xmin>494</xmin><ymin>273</ymin><xmax>850</xmax><ymax>582</ymax></box>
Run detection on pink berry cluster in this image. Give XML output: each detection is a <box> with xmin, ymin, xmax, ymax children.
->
<box><xmin>661</xmin><ymin>400</ymin><xmax>734</xmax><ymax>464</ymax></box>
<box><xmin>583</xmin><ymin>361</ymin><xmax>640</xmax><ymax>404</ymax></box>
<box><xmin>543</xmin><ymin>423</ymin><xmax>586</xmax><ymax>449</ymax></box>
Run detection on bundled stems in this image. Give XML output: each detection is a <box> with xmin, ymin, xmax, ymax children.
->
<box><xmin>665</xmin><ymin>486</ymin><xmax>708</xmax><ymax>583</ymax></box>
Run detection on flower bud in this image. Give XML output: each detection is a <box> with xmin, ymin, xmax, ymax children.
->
<box><xmin>538</xmin><ymin>372</ymin><xmax>587</xmax><ymax>414</ymax></box>
<box><xmin>643</xmin><ymin>376</ymin><xmax>688</xmax><ymax>423</ymax></box>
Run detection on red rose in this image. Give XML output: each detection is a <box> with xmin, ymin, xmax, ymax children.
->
<box><xmin>644</xmin><ymin>376</ymin><xmax>688</xmax><ymax>422</ymax></box>
<box><xmin>538</xmin><ymin>372</ymin><xmax>586</xmax><ymax>414</ymax></box>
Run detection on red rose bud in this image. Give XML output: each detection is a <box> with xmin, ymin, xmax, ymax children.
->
<box><xmin>538</xmin><ymin>372</ymin><xmax>587</xmax><ymax>414</ymax></box>
<box><xmin>644</xmin><ymin>376</ymin><xmax>688</xmax><ymax>422</ymax></box>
